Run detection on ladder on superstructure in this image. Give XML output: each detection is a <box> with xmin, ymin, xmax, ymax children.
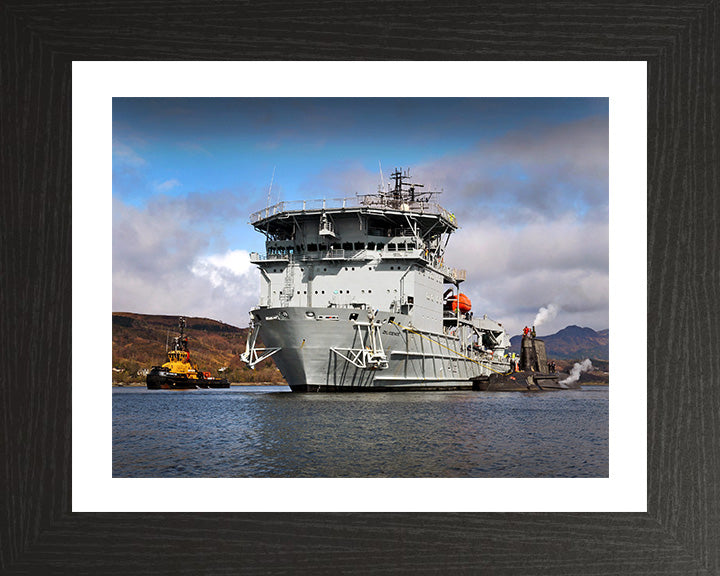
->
<box><xmin>281</xmin><ymin>265</ymin><xmax>295</xmax><ymax>305</ymax></box>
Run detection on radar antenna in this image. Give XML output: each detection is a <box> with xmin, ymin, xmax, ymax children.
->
<box><xmin>389</xmin><ymin>167</ymin><xmax>426</xmax><ymax>204</ymax></box>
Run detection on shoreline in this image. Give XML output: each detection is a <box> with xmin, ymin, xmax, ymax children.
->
<box><xmin>113</xmin><ymin>381</ymin><xmax>607</xmax><ymax>388</ymax></box>
<box><xmin>112</xmin><ymin>381</ymin><xmax>288</xmax><ymax>387</ymax></box>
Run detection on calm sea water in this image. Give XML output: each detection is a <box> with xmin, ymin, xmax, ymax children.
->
<box><xmin>113</xmin><ymin>385</ymin><xmax>608</xmax><ymax>478</ymax></box>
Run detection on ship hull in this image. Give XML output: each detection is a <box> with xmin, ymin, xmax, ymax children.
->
<box><xmin>252</xmin><ymin>307</ymin><xmax>509</xmax><ymax>392</ymax></box>
<box><xmin>288</xmin><ymin>382</ymin><xmax>476</xmax><ymax>392</ymax></box>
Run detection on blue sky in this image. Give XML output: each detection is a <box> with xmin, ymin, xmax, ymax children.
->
<box><xmin>113</xmin><ymin>97</ymin><xmax>608</xmax><ymax>334</ymax></box>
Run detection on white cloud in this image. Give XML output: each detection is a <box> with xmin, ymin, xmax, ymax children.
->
<box><xmin>414</xmin><ymin>115</ymin><xmax>609</xmax><ymax>220</ymax></box>
<box><xmin>113</xmin><ymin>198</ymin><xmax>259</xmax><ymax>327</ymax></box>
<box><xmin>191</xmin><ymin>250</ymin><xmax>254</xmax><ymax>293</ymax></box>
<box><xmin>112</xmin><ymin>139</ymin><xmax>146</xmax><ymax>167</ymax></box>
<box><xmin>444</xmin><ymin>212</ymin><xmax>608</xmax><ymax>336</ymax></box>
<box><xmin>155</xmin><ymin>179</ymin><xmax>181</xmax><ymax>192</ymax></box>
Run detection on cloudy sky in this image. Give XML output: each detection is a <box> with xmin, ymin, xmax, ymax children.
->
<box><xmin>113</xmin><ymin>97</ymin><xmax>608</xmax><ymax>336</ymax></box>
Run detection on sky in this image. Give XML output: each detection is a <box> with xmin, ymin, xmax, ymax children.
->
<box><xmin>112</xmin><ymin>97</ymin><xmax>608</xmax><ymax>336</ymax></box>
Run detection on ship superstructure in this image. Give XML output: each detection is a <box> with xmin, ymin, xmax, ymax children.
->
<box><xmin>241</xmin><ymin>168</ymin><xmax>511</xmax><ymax>391</ymax></box>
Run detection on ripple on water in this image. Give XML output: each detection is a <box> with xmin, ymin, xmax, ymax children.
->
<box><xmin>112</xmin><ymin>386</ymin><xmax>608</xmax><ymax>478</ymax></box>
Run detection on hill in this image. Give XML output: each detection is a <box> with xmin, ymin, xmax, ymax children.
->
<box><xmin>510</xmin><ymin>325</ymin><xmax>609</xmax><ymax>362</ymax></box>
<box><xmin>112</xmin><ymin>312</ymin><xmax>284</xmax><ymax>384</ymax></box>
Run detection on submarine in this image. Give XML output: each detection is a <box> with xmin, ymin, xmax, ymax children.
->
<box><xmin>471</xmin><ymin>331</ymin><xmax>580</xmax><ymax>391</ymax></box>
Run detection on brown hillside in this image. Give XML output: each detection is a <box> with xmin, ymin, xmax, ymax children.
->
<box><xmin>112</xmin><ymin>313</ymin><xmax>284</xmax><ymax>384</ymax></box>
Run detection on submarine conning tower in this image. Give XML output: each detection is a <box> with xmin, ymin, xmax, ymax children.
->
<box><xmin>520</xmin><ymin>334</ymin><xmax>549</xmax><ymax>373</ymax></box>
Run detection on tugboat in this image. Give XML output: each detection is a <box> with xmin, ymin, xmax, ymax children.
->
<box><xmin>146</xmin><ymin>317</ymin><xmax>230</xmax><ymax>389</ymax></box>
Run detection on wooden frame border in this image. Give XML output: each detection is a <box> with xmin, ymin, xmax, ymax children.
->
<box><xmin>2</xmin><ymin>2</ymin><xmax>717</xmax><ymax>573</ymax></box>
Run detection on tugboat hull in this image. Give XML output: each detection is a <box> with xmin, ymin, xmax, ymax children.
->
<box><xmin>146</xmin><ymin>368</ymin><xmax>230</xmax><ymax>390</ymax></box>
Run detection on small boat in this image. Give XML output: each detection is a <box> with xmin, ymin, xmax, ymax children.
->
<box><xmin>146</xmin><ymin>317</ymin><xmax>230</xmax><ymax>389</ymax></box>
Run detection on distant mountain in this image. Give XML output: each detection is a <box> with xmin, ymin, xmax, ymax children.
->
<box><xmin>510</xmin><ymin>325</ymin><xmax>609</xmax><ymax>362</ymax></box>
<box><xmin>112</xmin><ymin>312</ymin><xmax>284</xmax><ymax>384</ymax></box>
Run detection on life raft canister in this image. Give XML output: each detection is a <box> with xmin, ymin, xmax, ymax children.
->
<box><xmin>449</xmin><ymin>293</ymin><xmax>472</xmax><ymax>313</ymax></box>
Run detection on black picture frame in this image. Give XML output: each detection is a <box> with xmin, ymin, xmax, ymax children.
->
<box><xmin>2</xmin><ymin>2</ymin><xmax>718</xmax><ymax>574</ymax></box>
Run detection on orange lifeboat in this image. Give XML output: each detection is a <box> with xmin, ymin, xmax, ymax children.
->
<box><xmin>449</xmin><ymin>293</ymin><xmax>472</xmax><ymax>313</ymax></box>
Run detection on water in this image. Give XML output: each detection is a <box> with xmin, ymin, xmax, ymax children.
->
<box><xmin>113</xmin><ymin>386</ymin><xmax>608</xmax><ymax>477</ymax></box>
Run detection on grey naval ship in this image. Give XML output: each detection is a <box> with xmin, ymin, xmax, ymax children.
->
<box><xmin>241</xmin><ymin>168</ymin><xmax>513</xmax><ymax>392</ymax></box>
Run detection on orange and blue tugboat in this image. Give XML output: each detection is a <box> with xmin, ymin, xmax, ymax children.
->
<box><xmin>146</xmin><ymin>317</ymin><xmax>230</xmax><ymax>389</ymax></box>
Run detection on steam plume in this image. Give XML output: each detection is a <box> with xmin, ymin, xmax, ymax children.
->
<box><xmin>533</xmin><ymin>304</ymin><xmax>559</xmax><ymax>329</ymax></box>
<box><xmin>560</xmin><ymin>358</ymin><xmax>594</xmax><ymax>385</ymax></box>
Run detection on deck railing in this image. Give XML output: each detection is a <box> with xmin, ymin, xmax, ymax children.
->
<box><xmin>249</xmin><ymin>196</ymin><xmax>456</xmax><ymax>225</ymax></box>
